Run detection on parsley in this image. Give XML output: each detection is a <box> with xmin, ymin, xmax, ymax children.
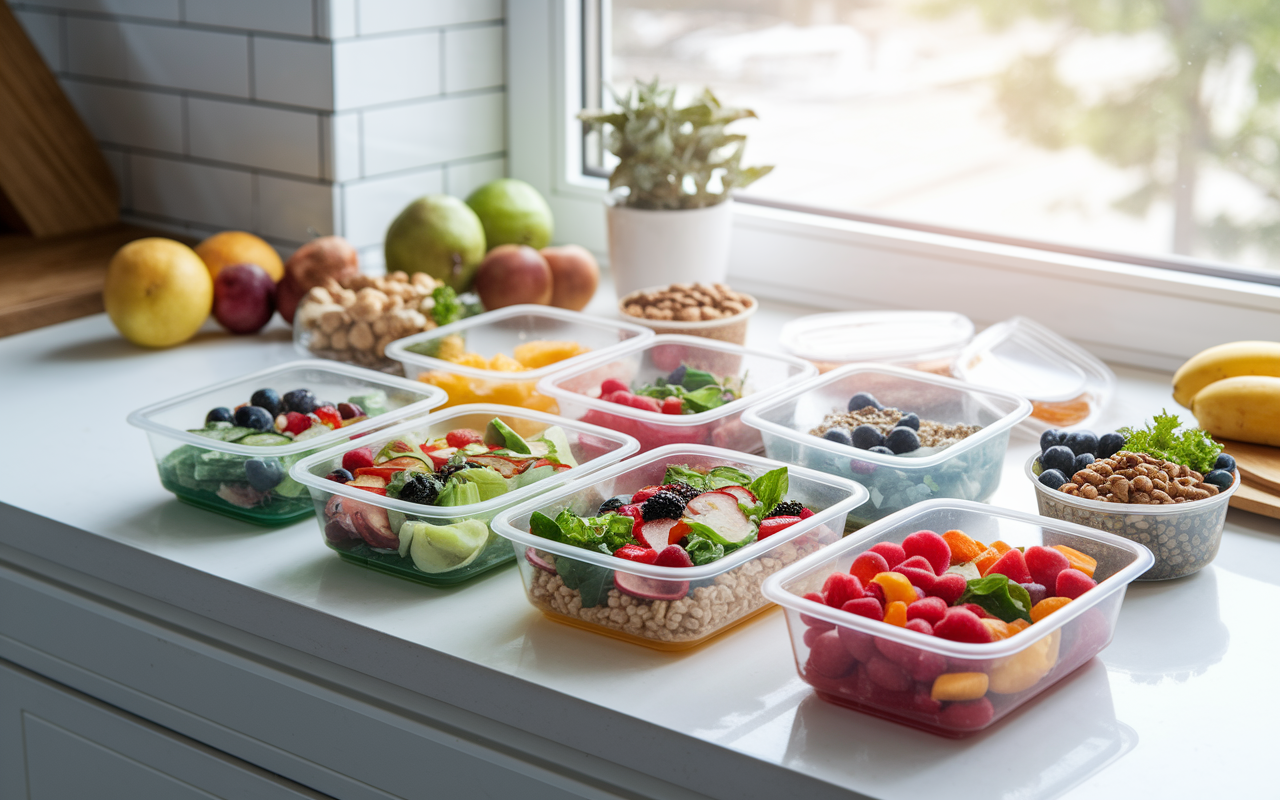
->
<box><xmin>430</xmin><ymin>285</ymin><xmax>463</xmax><ymax>327</ymax></box>
<box><xmin>1118</xmin><ymin>410</ymin><xmax>1222</xmax><ymax>474</ymax></box>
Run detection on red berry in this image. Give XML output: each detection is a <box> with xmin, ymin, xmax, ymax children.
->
<box><xmin>800</xmin><ymin>592</ymin><xmax>836</xmax><ymax>631</ymax></box>
<box><xmin>939</xmin><ymin>697</ymin><xmax>995</xmax><ymax>731</ymax></box>
<box><xmin>313</xmin><ymin>405</ymin><xmax>342</xmax><ymax>429</ymax></box>
<box><xmin>603</xmin><ymin>390</ymin><xmax>662</xmax><ymax>413</ymax></box>
<box><xmin>841</xmin><ymin>597</ymin><xmax>884</xmax><ymax>621</ymax></box>
<box><xmin>337</xmin><ymin>401</ymin><xmax>364</xmax><ymax>420</ymax></box>
<box><xmin>1056</xmin><ymin>568</ymin><xmax>1097</xmax><ymax>599</ymax></box>
<box><xmin>902</xmin><ymin>530</ymin><xmax>951</xmax><ymax>575</ymax></box>
<box><xmin>653</xmin><ymin>545</ymin><xmax>694</xmax><ymax>568</ymax></box>
<box><xmin>934</xmin><ymin>608</ymin><xmax>993</xmax><ymax>644</ymax></box>
<box><xmin>822</xmin><ymin>572</ymin><xmax>864</xmax><ymax>609</ymax></box>
<box><xmin>661</xmin><ymin>396</ymin><xmax>684</xmax><ymax>415</ymax></box>
<box><xmin>807</xmin><ymin>630</ymin><xmax>857</xmax><ymax>679</ymax></box>
<box><xmin>868</xmin><ymin>542</ymin><xmax>906</xmax><ymax>568</ymax></box>
<box><xmin>1025</xmin><ymin>545</ymin><xmax>1071</xmax><ymax>588</ymax></box>
<box><xmin>864</xmin><ymin>655</ymin><xmax>912</xmax><ymax>692</ymax></box>
<box><xmin>907</xmin><ymin>596</ymin><xmax>948</xmax><ymax>626</ymax></box>
<box><xmin>283</xmin><ymin>411</ymin><xmax>311</xmax><ymax>435</ymax></box>
<box><xmin>956</xmin><ymin>603</ymin><xmax>991</xmax><ymax>619</ymax></box>
<box><xmin>799</xmin><ymin>507</ymin><xmax>815</xmax><ymax>519</ymax></box>
<box><xmin>838</xmin><ymin>626</ymin><xmax>878</xmax><ymax>661</ymax></box>
<box><xmin>896</xmin><ymin>555</ymin><xmax>935</xmax><ymax>575</ymax></box>
<box><xmin>599</xmin><ymin>378</ymin><xmax>629</xmax><ymax>396</ymax></box>
<box><xmin>446</xmin><ymin>428</ymin><xmax>484</xmax><ymax>449</ymax></box>
<box><xmin>613</xmin><ymin>544</ymin><xmax>659</xmax><ymax>564</ymax></box>
<box><xmin>987</xmin><ymin>548</ymin><xmax>1032</xmax><ymax>584</ymax></box>
<box><xmin>760</xmin><ymin>516</ymin><xmax>802</xmax><ymax>540</ymax></box>
<box><xmin>894</xmin><ymin>566</ymin><xmax>937</xmax><ymax>593</ymax></box>
<box><xmin>928</xmin><ymin>573</ymin><xmax>967</xmax><ymax>605</ymax></box>
<box><xmin>863</xmin><ymin>581</ymin><xmax>886</xmax><ymax>607</ymax></box>
<box><xmin>905</xmin><ymin>617</ymin><xmax>934</xmax><ymax>637</ymax></box>
<box><xmin>341</xmin><ymin>447</ymin><xmax>375</xmax><ymax>473</ymax></box>
<box><xmin>851</xmin><ymin>551</ymin><xmax>890</xmax><ymax>585</ymax></box>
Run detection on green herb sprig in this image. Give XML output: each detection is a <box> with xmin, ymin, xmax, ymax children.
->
<box><xmin>1118</xmin><ymin>410</ymin><xmax>1222</xmax><ymax>474</ymax></box>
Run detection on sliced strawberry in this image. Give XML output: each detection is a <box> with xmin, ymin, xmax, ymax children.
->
<box><xmin>600</xmin><ymin>378</ymin><xmax>629</xmax><ymax>396</ymax></box>
<box><xmin>314</xmin><ymin>405</ymin><xmax>342</xmax><ymax>429</ymax></box>
<box><xmin>423</xmin><ymin>446</ymin><xmax>458</xmax><ymax>469</ymax></box>
<box><xmin>354</xmin><ymin>466</ymin><xmax>409</xmax><ymax>481</ymax></box>
<box><xmin>283</xmin><ymin>411</ymin><xmax>311</xmax><ymax>435</ymax></box>
<box><xmin>653</xmin><ymin>544</ymin><xmax>694</xmax><ymax>568</ymax></box>
<box><xmin>661</xmin><ymin>396</ymin><xmax>684</xmax><ymax>415</ymax></box>
<box><xmin>341</xmin><ymin>447</ymin><xmax>375</xmax><ymax>473</ymax></box>
<box><xmin>446</xmin><ymin>428</ymin><xmax>484</xmax><ymax>449</ymax></box>
<box><xmin>630</xmin><ymin>485</ymin><xmax>664</xmax><ymax>504</ymax></box>
<box><xmin>684</xmin><ymin>491</ymin><xmax>755</xmax><ymax>544</ymax></box>
<box><xmin>799</xmin><ymin>507</ymin><xmax>815</xmax><ymax>519</ymax></box>
<box><xmin>759</xmin><ymin>516</ymin><xmax>802</xmax><ymax>539</ymax></box>
<box><xmin>530</xmin><ymin>458</ymin><xmax>572</xmax><ymax>472</ymax></box>
<box><xmin>614</xmin><ymin>503</ymin><xmax>644</xmax><ymax>536</ymax></box>
<box><xmin>352</xmin><ymin>486</ymin><xmax>387</xmax><ymax>496</ymax></box>
<box><xmin>720</xmin><ymin>485</ymin><xmax>757</xmax><ymax>505</ymax></box>
<box><xmin>613</xmin><ymin>544</ymin><xmax>659</xmax><ymax>564</ymax></box>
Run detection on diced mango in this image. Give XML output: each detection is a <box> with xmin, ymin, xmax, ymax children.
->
<box><xmin>1030</xmin><ymin>596</ymin><xmax>1072</xmax><ymax>623</ymax></box>
<box><xmin>513</xmin><ymin>340</ymin><xmax>591</xmax><ymax>369</ymax></box>
<box><xmin>981</xmin><ymin>618</ymin><xmax>1013</xmax><ymax>640</ymax></box>
<box><xmin>943</xmin><ymin>529</ymin><xmax>983</xmax><ymax>566</ymax></box>
<box><xmin>974</xmin><ymin>547</ymin><xmax>1002</xmax><ymax>576</ymax></box>
<box><xmin>991</xmin><ymin>540</ymin><xmax>1012</xmax><ymax>554</ymax></box>
<box><xmin>931</xmin><ymin>672</ymin><xmax>990</xmax><ymax>702</ymax></box>
<box><xmin>1008</xmin><ymin>618</ymin><xmax>1031</xmax><ymax>633</ymax></box>
<box><xmin>884</xmin><ymin>600</ymin><xmax>908</xmax><ymax>627</ymax></box>
<box><xmin>1052</xmin><ymin>545</ymin><xmax>1097</xmax><ymax>578</ymax></box>
<box><xmin>871</xmin><ymin>572</ymin><xmax>917</xmax><ymax>606</ymax></box>
<box><xmin>989</xmin><ymin>630</ymin><xmax>1061</xmax><ymax>694</ymax></box>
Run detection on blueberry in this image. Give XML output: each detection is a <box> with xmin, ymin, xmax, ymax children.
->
<box><xmin>325</xmin><ymin>468</ymin><xmax>354</xmax><ymax>483</ymax></box>
<box><xmin>1073</xmin><ymin>453</ymin><xmax>1096</xmax><ymax>474</ymax></box>
<box><xmin>1204</xmin><ymin>469</ymin><xmax>1234</xmax><ymax>491</ymax></box>
<box><xmin>885</xmin><ymin>426</ymin><xmax>920</xmax><ymax>454</ymax></box>
<box><xmin>1097</xmin><ymin>432</ymin><xmax>1126</xmax><ymax>459</ymax></box>
<box><xmin>1064</xmin><ymin>430</ymin><xmax>1098</xmax><ymax>457</ymax></box>
<box><xmin>823</xmin><ymin>427</ymin><xmax>853</xmax><ymax>446</ymax></box>
<box><xmin>851</xmin><ymin>424</ymin><xmax>885</xmax><ymax>450</ymax></box>
<box><xmin>282</xmin><ymin>389</ymin><xmax>318</xmax><ymax>414</ymax></box>
<box><xmin>250</xmin><ymin>388</ymin><xmax>283</xmax><ymax>417</ymax></box>
<box><xmin>1214</xmin><ymin>453</ymin><xmax>1236</xmax><ymax>473</ymax></box>
<box><xmin>896</xmin><ymin>412</ymin><xmax>920</xmax><ymax>431</ymax></box>
<box><xmin>1040</xmin><ymin>445</ymin><xmax>1076</xmax><ymax>475</ymax></box>
<box><xmin>206</xmin><ymin>407</ymin><xmax>233</xmax><ymax>424</ymax></box>
<box><xmin>1039</xmin><ymin>429</ymin><xmax>1067</xmax><ymax>453</ymax></box>
<box><xmin>868</xmin><ymin>446</ymin><xmax>895</xmax><ymax>456</ymax></box>
<box><xmin>234</xmin><ymin>405</ymin><xmax>274</xmax><ymax>431</ymax></box>
<box><xmin>244</xmin><ymin>458</ymin><xmax>283</xmax><ymax>491</ymax></box>
<box><xmin>599</xmin><ymin>493</ymin><xmax>634</xmax><ymax>514</ymax></box>
<box><xmin>667</xmin><ymin>365</ymin><xmax>687</xmax><ymax>386</ymax></box>
<box><xmin>847</xmin><ymin>392</ymin><xmax>883</xmax><ymax>412</ymax></box>
<box><xmin>1037</xmin><ymin>468</ymin><xmax>1069</xmax><ymax>489</ymax></box>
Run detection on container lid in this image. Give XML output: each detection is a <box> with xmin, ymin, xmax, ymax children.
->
<box><xmin>779</xmin><ymin>311</ymin><xmax>974</xmax><ymax>364</ymax></box>
<box><xmin>953</xmin><ymin>317</ymin><xmax>1115</xmax><ymax>404</ymax></box>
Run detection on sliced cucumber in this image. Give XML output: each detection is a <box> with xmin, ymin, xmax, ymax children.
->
<box><xmin>189</xmin><ymin>425</ymin><xmax>259</xmax><ymax>442</ymax></box>
<box><xmin>240</xmin><ymin>432</ymin><xmax>293</xmax><ymax>447</ymax></box>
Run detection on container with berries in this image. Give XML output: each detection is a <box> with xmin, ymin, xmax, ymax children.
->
<box><xmin>128</xmin><ymin>361</ymin><xmax>446</xmax><ymax>525</ymax></box>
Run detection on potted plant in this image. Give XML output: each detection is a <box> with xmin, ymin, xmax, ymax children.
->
<box><xmin>578</xmin><ymin>79</ymin><xmax>773</xmax><ymax>297</ymax></box>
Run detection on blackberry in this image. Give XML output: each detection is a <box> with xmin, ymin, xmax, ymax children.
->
<box><xmin>767</xmin><ymin>500</ymin><xmax>805</xmax><ymax>519</ymax></box>
<box><xmin>399</xmin><ymin>473</ymin><xmax>444</xmax><ymax>505</ymax></box>
<box><xmin>664</xmin><ymin>482</ymin><xmax>701</xmax><ymax>504</ymax></box>
<box><xmin>641</xmin><ymin>490</ymin><xmax>686</xmax><ymax>521</ymax></box>
<box><xmin>598</xmin><ymin>496</ymin><xmax>626</xmax><ymax>514</ymax></box>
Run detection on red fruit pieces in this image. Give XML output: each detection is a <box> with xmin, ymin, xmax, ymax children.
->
<box><xmin>863</xmin><ymin>581</ymin><xmax>886</xmax><ymax>607</ymax></box>
<box><xmin>603</xmin><ymin>390</ymin><xmax>662</xmax><ymax>413</ymax></box>
<box><xmin>939</xmin><ymin>697</ymin><xmax>995</xmax><ymax>731</ymax></box>
<box><xmin>897</xmin><ymin>555</ymin><xmax>936</xmax><ymax>575</ymax></box>
<box><xmin>905</xmin><ymin>617</ymin><xmax>934</xmax><ymax>636</ymax></box>
<box><xmin>1025</xmin><ymin>545</ymin><xmax>1072</xmax><ymax>588</ymax></box>
<box><xmin>864</xmin><ymin>655</ymin><xmax>913</xmax><ymax>692</ymax></box>
<box><xmin>851</xmin><ymin>551</ymin><xmax>891</xmax><ymax>584</ymax></box>
<box><xmin>894</xmin><ymin>566</ymin><xmax>937</xmax><ymax>593</ymax></box>
<box><xmin>956</xmin><ymin>603</ymin><xmax>991</xmax><ymax>619</ymax></box>
<box><xmin>653</xmin><ymin>544</ymin><xmax>694</xmax><ymax>568</ymax></box>
<box><xmin>807</xmin><ymin>630</ymin><xmax>857</xmax><ymax>679</ymax></box>
<box><xmin>341</xmin><ymin>447</ymin><xmax>374</xmax><ymax>473</ymax></box>
<box><xmin>599</xmin><ymin>378</ymin><xmax>629</xmax><ymax>396</ymax></box>
<box><xmin>799</xmin><ymin>507</ymin><xmax>815</xmax><ymax>519</ymax></box>
<box><xmin>283</xmin><ymin>411</ymin><xmax>312</xmax><ymax>435</ymax></box>
<box><xmin>841</xmin><ymin>597</ymin><xmax>885</xmax><ymax>622</ymax></box>
<box><xmin>934</xmin><ymin>608</ymin><xmax>994</xmax><ymax>644</ymax></box>
<box><xmin>902</xmin><ymin>530</ymin><xmax>951</xmax><ymax>575</ymax></box>
<box><xmin>313</xmin><ymin>405</ymin><xmax>342</xmax><ymax>428</ymax></box>
<box><xmin>907</xmin><ymin>596</ymin><xmax>948</xmax><ymax>626</ymax></box>
<box><xmin>614</xmin><ymin>544</ymin><xmax>659</xmax><ymax>564</ymax></box>
<box><xmin>1022</xmin><ymin>582</ymin><xmax>1048</xmax><ymax>607</ymax></box>
<box><xmin>838</xmin><ymin>626</ymin><xmax>878</xmax><ymax>661</ymax></box>
<box><xmin>928</xmin><ymin>572</ymin><xmax>967</xmax><ymax>605</ymax></box>
<box><xmin>822</xmin><ymin>572</ymin><xmax>864</xmax><ymax>609</ymax></box>
<box><xmin>801</xmin><ymin>592</ymin><xmax>836</xmax><ymax>631</ymax></box>
<box><xmin>661</xmin><ymin>396</ymin><xmax>684</xmax><ymax>415</ymax></box>
<box><xmin>987</xmin><ymin>548</ymin><xmax>1032</xmax><ymax>584</ymax></box>
<box><xmin>445</xmin><ymin>428</ymin><xmax>484</xmax><ymax>449</ymax></box>
<box><xmin>868</xmin><ymin>542</ymin><xmax>906</xmax><ymax>569</ymax></box>
<box><xmin>1056</xmin><ymin>568</ymin><xmax>1097</xmax><ymax>599</ymax></box>
<box><xmin>760</xmin><ymin>516</ymin><xmax>802</xmax><ymax>540</ymax></box>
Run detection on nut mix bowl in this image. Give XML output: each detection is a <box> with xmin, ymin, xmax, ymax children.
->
<box><xmin>491</xmin><ymin>445</ymin><xmax>869</xmax><ymax>651</ymax></box>
<box><xmin>618</xmin><ymin>283</ymin><xmax>758</xmax><ymax>345</ymax></box>
<box><xmin>761</xmin><ymin>499</ymin><xmax>1154</xmax><ymax>737</ymax></box>
<box><xmin>1026</xmin><ymin>454</ymin><xmax>1238</xmax><ymax>581</ymax></box>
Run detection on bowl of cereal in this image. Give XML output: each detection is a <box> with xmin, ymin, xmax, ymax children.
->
<box><xmin>618</xmin><ymin>283</ymin><xmax>757</xmax><ymax>345</ymax></box>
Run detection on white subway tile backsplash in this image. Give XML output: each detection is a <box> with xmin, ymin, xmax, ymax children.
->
<box><xmin>443</xmin><ymin>25</ymin><xmax>503</xmax><ymax>94</ymax></box>
<box><xmin>357</xmin><ymin>0</ymin><xmax>502</xmax><ymax>35</ymax></box>
<box><xmin>62</xmin><ymin>79</ymin><xmax>183</xmax><ymax>153</ymax></box>
<box><xmin>361</xmin><ymin>91</ymin><xmax>504</xmax><ymax>176</ymax></box>
<box><xmin>257</xmin><ymin>176</ymin><xmax>335</xmax><ymax>242</ymax></box>
<box><xmin>254</xmin><ymin>38</ymin><xmax>333</xmax><ymax>110</ymax></box>
<box><xmin>334</xmin><ymin>32</ymin><xmax>439</xmax><ymax>110</ymax></box>
<box><xmin>66</xmin><ymin>18</ymin><xmax>251</xmax><ymax>97</ymax></box>
<box><xmin>13</xmin><ymin>0</ymin><xmax>179</xmax><ymax>21</ymax></box>
<box><xmin>184</xmin><ymin>0</ymin><xmax>314</xmax><ymax>37</ymax></box>
<box><xmin>187</xmin><ymin>98</ymin><xmax>321</xmax><ymax>177</ymax></box>
<box><xmin>13</xmin><ymin>9</ymin><xmax>62</xmax><ymax>71</ymax></box>
<box><xmin>444</xmin><ymin>156</ymin><xmax>506</xmax><ymax>199</ymax></box>
<box><xmin>341</xmin><ymin>167</ymin><xmax>442</xmax><ymax>248</ymax></box>
<box><xmin>322</xmin><ymin>0</ymin><xmax>357</xmax><ymax>40</ymax></box>
<box><xmin>130</xmin><ymin>154</ymin><xmax>253</xmax><ymax>230</ymax></box>
<box><xmin>331</xmin><ymin>111</ymin><xmax>362</xmax><ymax>181</ymax></box>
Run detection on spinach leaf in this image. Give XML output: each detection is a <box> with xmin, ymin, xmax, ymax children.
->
<box><xmin>682</xmin><ymin>386</ymin><xmax>729</xmax><ymax>412</ymax></box>
<box><xmin>556</xmin><ymin>558</ymin><xmax>614</xmax><ymax>607</ymax></box>
<box><xmin>681</xmin><ymin>367</ymin><xmax>719</xmax><ymax>390</ymax></box>
<box><xmin>663</xmin><ymin>465</ymin><xmax>708</xmax><ymax>491</ymax></box>
<box><xmin>529</xmin><ymin>511</ymin><xmax>563</xmax><ymax>542</ymax></box>
<box><xmin>705</xmin><ymin>465</ymin><xmax>753</xmax><ymax>489</ymax></box>
<box><xmin>684</xmin><ymin>534</ymin><xmax>725</xmax><ymax>566</ymax></box>
<box><xmin>748</xmin><ymin>467</ymin><xmax>789</xmax><ymax>514</ymax></box>
<box><xmin>958</xmin><ymin>574</ymin><xmax>1032</xmax><ymax>623</ymax></box>
<box><xmin>685</xmin><ymin>520</ymin><xmax>756</xmax><ymax>550</ymax></box>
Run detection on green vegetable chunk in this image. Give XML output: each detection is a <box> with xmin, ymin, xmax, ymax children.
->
<box><xmin>958</xmin><ymin>574</ymin><xmax>1032</xmax><ymax>623</ymax></box>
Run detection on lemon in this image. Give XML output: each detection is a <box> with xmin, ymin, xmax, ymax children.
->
<box><xmin>406</xmin><ymin>519</ymin><xmax>491</xmax><ymax>573</ymax></box>
<box><xmin>103</xmin><ymin>238</ymin><xmax>213</xmax><ymax>348</ymax></box>
<box><xmin>466</xmin><ymin>179</ymin><xmax>554</xmax><ymax>250</ymax></box>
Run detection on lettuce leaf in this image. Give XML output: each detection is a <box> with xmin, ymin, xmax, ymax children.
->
<box><xmin>748</xmin><ymin>467</ymin><xmax>788</xmax><ymax>515</ymax></box>
<box><xmin>958</xmin><ymin>574</ymin><xmax>1032</xmax><ymax>623</ymax></box>
<box><xmin>528</xmin><ymin>510</ymin><xmax>637</xmax><ymax>555</ymax></box>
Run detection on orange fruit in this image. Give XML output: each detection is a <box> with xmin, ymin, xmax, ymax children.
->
<box><xmin>195</xmin><ymin>231</ymin><xmax>284</xmax><ymax>282</ymax></box>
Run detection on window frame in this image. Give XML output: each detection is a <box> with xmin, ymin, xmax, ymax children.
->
<box><xmin>507</xmin><ymin>0</ymin><xmax>1280</xmax><ymax>370</ymax></box>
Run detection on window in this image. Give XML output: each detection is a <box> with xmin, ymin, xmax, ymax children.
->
<box><xmin>508</xmin><ymin>0</ymin><xmax>1280</xmax><ymax>367</ymax></box>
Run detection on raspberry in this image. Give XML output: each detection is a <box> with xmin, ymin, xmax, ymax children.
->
<box><xmin>1056</xmin><ymin>568</ymin><xmax>1097</xmax><ymax>599</ymax></box>
<box><xmin>934</xmin><ymin>608</ymin><xmax>993</xmax><ymax>644</ymax></box>
<box><xmin>868</xmin><ymin>542</ymin><xmax>906</xmax><ymax>568</ymax></box>
<box><xmin>851</xmin><ymin>551</ymin><xmax>890</xmax><ymax>585</ymax></box>
<box><xmin>928</xmin><ymin>573</ymin><xmax>967</xmax><ymax>605</ymax></box>
<box><xmin>767</xmin><ymin>500</ymin><xmax>806</xmax><ymax>518</ymax></box>
<box><xmin>806</xmin><ymin>630</ymin><xmax>857</xmax><ymax>679</ymax></box>
<box><xmin>641</xmin><ymin>490</ymin><xmax>686</xmax><ymax>521</ymax></box>
<box><xmin>1025</xmin><ymin>545</ymin><xmax>1071</xmax><ymax>588</ymax></box>
<box><xmin>599</xmin><ymin>378</ymin><xmax>629</xmax><ymax>396</ymax></box>
<box><xmin>902</xmin><ymin>530</ymin><xmax>951</xmax><ymax>575</ymax></box>
<box><xmin>341</xmin><ymin>447</ymin><xmax>374</xmax><ymax>473</ymax></box>
<box><xmin>822</xmin><ymin>572</ymin><xmax>863</xmax><ymax>609</ymax></box>
<box><xmin>661</xmin><ymin>396</ymin><xmax>684</xmax><ymax>415</ymax></box>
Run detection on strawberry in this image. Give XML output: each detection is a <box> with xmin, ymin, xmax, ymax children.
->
<box><xmin>313</xmin><ymin>405</ymin><xmax>342</xmax><ymax>429</ymax></box>
<box><xmin>661</xmin><ymin>396</ymin><xmax>684</xmax><ymax>415</ymax></box>
<box><xmin>283</xmin><ymin>411</ymin><xmax>312</xmax><ymax>435</ymax></box>
<box><xmin>603</xmin><ymin>390</ymin><xmax>662</xmax><ymax>413</ymax></box>
<box><xmin>613</xmin><ymin>544</ymin><xmax>659</xmax><ymax>564</ymax></box>
<box><xmin>759</xmin><ymin>516</ymin><xmax>802</xmax><ymax>539</ymax></box>
<box><xmin>599</xmin><ymin>378</ymin><xmax>629</xmax><ymax>396</ymax></box>
<box><xmin>615</xmin><ymin>503</ymin><xmax>644</xmax><ymax>535</ymax></box>
<box><xmin>630</xmin><ymin>485</ymin><xmax>664</xmax><ymax>504</ymax></box>
<box><xmin>446</xmin><ymin>428</ymin><xmax>484</xmax><ymax>449</ymax></box>
<box><xmin>341</xmin><ymin>447</ymin><xmax>375</xmax><ymax>473</ymax></box>
<box><xmin>653</xmin><ymin>545</ymin><xmax>694</xmax><ymax>568</ymax></box>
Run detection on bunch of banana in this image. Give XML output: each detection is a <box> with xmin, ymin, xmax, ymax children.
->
<box><xmin>1172</xmin><ymin>341</ymin><xmax>1280</xmax><ymax>447</ymax></box>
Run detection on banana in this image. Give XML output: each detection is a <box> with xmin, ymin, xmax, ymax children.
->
<box><xmin>1172</xmin><ymin>341</ymin><xmax>1280</xmax><ymax>409</ymax></box>
<box><xmin>1190</xmin><ymin>375</ymin><xmax>1280</xmax><ymax>447</ymax></box>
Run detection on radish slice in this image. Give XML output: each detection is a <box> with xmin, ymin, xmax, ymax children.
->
<box><xmin>525</xmin><ymin>547</ymin><xmax>558</xmax><ymax>574</ymax></box>
<box><xmin>614</xmin><ymin>571</ymin><xmax>690</xmax><ymax>601</ymax></box>
<box><xmin>721</xmin><ymin>485</ymin><xmax>757</xmax><ymax>505</ymax></box>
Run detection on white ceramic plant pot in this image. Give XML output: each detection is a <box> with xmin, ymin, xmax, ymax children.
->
<box><xmin>606</xmin><ymin>198</ymin><xmax>734</xmax><ymax>298</ymax></box>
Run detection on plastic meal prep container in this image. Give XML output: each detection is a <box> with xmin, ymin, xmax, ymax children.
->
<box><xmin>742</xmin><ymin>364</ymin><xmax>1032</xmax><ymax>527</ymax></box>
<box><xmin>780</xmin><ymin>311</ymin><xmax>974</xmax><ymax>376</ymax></box>
<box><xmin>1026</xmin><ymin>454</ymin><xmax>1238</xmax><ymax>581</ymax></box>
<box><xmin>290</xmin><ymin>404</ymin><xmax>639</xmax><ymax>586</ymax></box>
<box><xmin>128</xmin><ymin>360</ymin><xmax>446</xmax><ymax>525</ymax></box>
<box><xmin>491</xmin><ymin>445</ymin><xmax>870</xmax><ymax>650</ymax></box>
<box><xmin>536</xmin><ymin>334</ymin><xmax>818</xmax><ymax>454</ymax></box>
<box><xmin>385</xmin><ymin>305</ymin><xmax>654</xmax><ymax>412</ymax></box>
<box><xmin>761</xmin><ymin>499</ymin><xmax>1154</xmax><ymax>737</ymax></box>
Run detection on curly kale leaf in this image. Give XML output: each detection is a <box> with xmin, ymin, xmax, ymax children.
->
<box><xmin>1118</xmin><ymin>410</ymin><xmax>1222</xmax><ymax>474</ymax></box>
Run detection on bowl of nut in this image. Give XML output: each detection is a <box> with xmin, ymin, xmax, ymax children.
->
<box><xmin>1028</xmin><ymin>413</ymin><xmax>1239</xmax><ymax>581</ymax></box>
<box><xmin>618</xmin><ymin>282</ymin><xmax>757</xmax><ymax>345</ymax></box>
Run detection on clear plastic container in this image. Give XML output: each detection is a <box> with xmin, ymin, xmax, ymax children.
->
<box><xmin>743</xmin><ymin>365</ymin><xmax>1032</xmax><ymax>527</ymax></box>
<box><xmin>491</xmin><ymin>445</ymin><xmax>869</xmax><ymax>650</ymax></box>
<box><xmin>952</xmin><ymin>316</ymin><xmax>1115</xmax><ymax>432</ymax></box>
<box><xmin>536</xmin><ymin>334</ymin><xmax>817</xmax><ymax>454</ymax></box>
<box><xmin>290</xmin><ymin>405</ymin><xmax>640</xmax><ymax>587</ymax></box>
<box><xmin>761</xmin><ymin>499</ymin><xmax>1154</xmax><ymax>737</ymax></box>
<box><xmin>128</xmin><ymin>361</ymin><xmax>446</xmax><ymax>526</ymax></box>
<box><xmin>780</xmin><ymin>311</ymin><xmax>974</xmax><ymax>376</ymax></box>
<box><xmin>384</xmin><ymin>305</ymin><xmax>654</xmax><ymax>413</ymax></box>
<box><xmin>1026</xmin><ymin>454</ymin><xmax>1238</xmax><ymax>581</ymax></box>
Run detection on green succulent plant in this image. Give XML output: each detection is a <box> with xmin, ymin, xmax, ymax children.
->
<box><xmin>578</xmin><ymin>79</ymin><xmax>774</xmax><ymax>211</ymax></box>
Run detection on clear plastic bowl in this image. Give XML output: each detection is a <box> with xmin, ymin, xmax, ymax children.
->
<box><xmin>780</xmin><ymin>311</ymin><xmax>974</xmax><ymax>376</ymax></box>
<box><xmin>384</xmin><ymin>305</ymin><xmax>654</xmax><ymax>413</ymax></box>
<box><xmin>491</xmin><ymin>445</ymin><xmax>869</xmax><ymax>650</ymax></box>
<box><xmin>742</xmin><ymin>364</ymin><xmax>1032</xmax><ymax>527</ymax></box>
<box><xmin>128</xmin><ymin>361</ymin><xmax>446</xmax><ymax>526</ymax></box>
<box><xmin>536</xmin><ymin>334</ymin><xmax>817</xmax><ymax>454</ymax></box>
<box><xmin>761</xmin><ymin>499</ymin><xmax>1154</xmax><ymax>737</ymax></box>
<box><xmin>1026</xmin><ymin>454</ymin><xmax>1239</xmax><ymax>581</ymax></box>
<box><xmin>289</xmin><ymin>404</ymin><xmax>639</xmax><ymax>587</ymax></box>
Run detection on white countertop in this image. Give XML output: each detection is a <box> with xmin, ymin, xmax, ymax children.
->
<box><xmin>2</xmin><ymin>294</ymin><xmax>1277</xmax><ymax>800</ymax></box>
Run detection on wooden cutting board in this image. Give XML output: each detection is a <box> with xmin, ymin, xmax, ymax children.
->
<box><xmin>1218</xmin><ymin>439</ymin><xmax>1280</xmax><ymax>495</ymax></box>
<box><xmin>1230</xmin><ymin>479</ymin><xmax>1280</xmax><ymax>521</ymax></box>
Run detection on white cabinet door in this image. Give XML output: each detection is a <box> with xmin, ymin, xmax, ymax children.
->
<box><xmin>0</xmin><ymin>659</ymin><xmax>333</xmax><ymax>800</ymax></box>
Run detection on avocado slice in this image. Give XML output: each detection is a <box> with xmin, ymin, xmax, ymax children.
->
<box><xmin>485</xmin><ymin>418</ymin><xmax>531</xmax><ymax>454</ymax></box>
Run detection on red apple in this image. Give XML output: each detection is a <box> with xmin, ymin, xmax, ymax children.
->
<box><xmin>213</xmin><ymin>263</ymin><xmax>276</xmax><ymax>334</ymax></box>
<box><xmin>541</xmin><ymin>244</ymin><xmax>599</xmax><ymax>311</ymax></box>
<box><xmin>473</xmin><ymin>244</ymin><xmax>552</xmax><ymax>309</ymax></box>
